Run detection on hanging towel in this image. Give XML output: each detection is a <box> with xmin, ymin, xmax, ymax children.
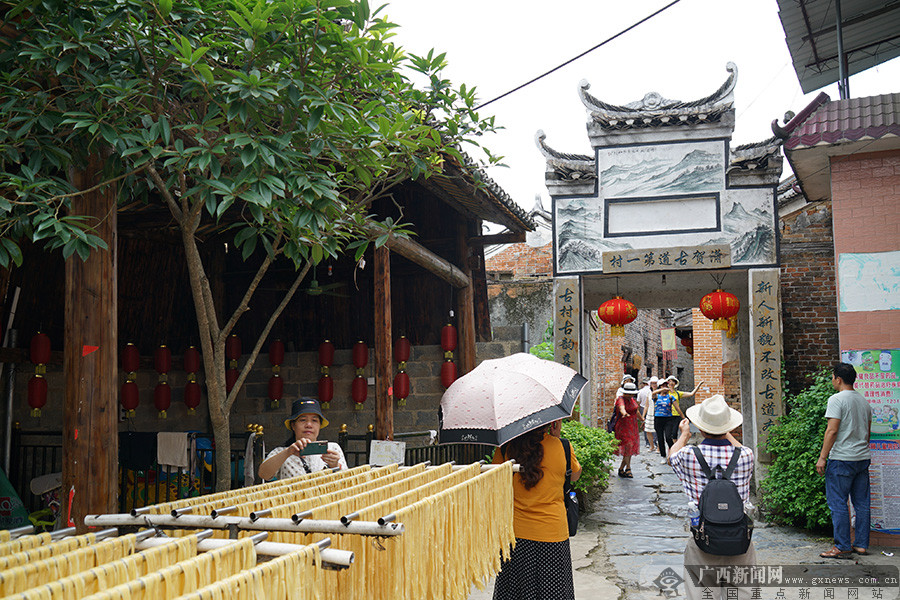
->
<box><xmin>243</xmin><ymin>433</ymin><xmax>260</xmax><ymax>487</ymax></box>
<box><xmin>157</xmin><ymin>432</ymin><xmax>190</xmax><ymax>468</ymax></box>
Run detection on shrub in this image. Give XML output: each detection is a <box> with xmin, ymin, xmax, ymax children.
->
<box><xmin>760</xmin><ymin>368</ymin><xmax>833</xmax><ymax>529</ymax></box>
<box><xmin>561</xmin><ymin>420</ymin><xmax>618</xmax><ymax>492</ymax></box>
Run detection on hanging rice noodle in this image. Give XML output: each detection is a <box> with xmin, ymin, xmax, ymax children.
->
<box><xmin>79</xmin><ymin>538</ymin><xmax>256</xmax><ymax>600</ymax></box>
<box><xmin>6</xmin><ymin>535</ymin><xmax>197</xmax><ymax>599</ymax></box>
<box><xmin>0</xmin><ymin>532</ymin><xmax>53</xmax><ymax>558</ymax></box>
<box><xmin>0</xmin><ymin>531</ymin><xmax>100</xmax><ymax>571</ymax></box>
<box><xmin>173</xmin><ymin>544</ymin><xmax>321</xmax><ymax>600</ymax></box>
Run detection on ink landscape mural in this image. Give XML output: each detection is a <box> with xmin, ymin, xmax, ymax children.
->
<box><xmin>554</xmin><ymin>140</ymin><xmax>776</xmax><ymax>274</ymax></box>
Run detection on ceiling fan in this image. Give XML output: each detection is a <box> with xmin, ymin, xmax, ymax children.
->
<box><xmin>304</xmin><ymin>266</ymin><xmax>349</xmax><ymax>298</ymax></box>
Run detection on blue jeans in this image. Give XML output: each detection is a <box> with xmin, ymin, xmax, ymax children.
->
<box><xmin>824</xmin><ymin>459</ymin><xmax>871</xmax><ymax>551</ymax></box>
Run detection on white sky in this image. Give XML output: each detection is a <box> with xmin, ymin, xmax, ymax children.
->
<box><xmin>381</xmin><ymin>0</ymin><xmax>900</xmax><ymax>221</ymax></box>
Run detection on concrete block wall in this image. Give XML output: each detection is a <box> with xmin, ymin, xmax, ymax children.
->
<box><xmin>13</xmin><ymin>338</ymin><xmax>520</xmax><ymax>441</ymax></box>
<box><xmin>780</xmin><ymin>200</ymin><xmax>840</xmax><ymax>389</ymax></box>
<box><xmin>830</xmin><ymin>150</ymin><xmax>900</xmax><ymax>352</ymax></box>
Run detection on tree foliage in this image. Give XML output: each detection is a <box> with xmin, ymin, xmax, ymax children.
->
<box><xmin>760</xmin><ymin>368</ymin><xmax>833</xmax><ymax>530</ymax></box>
<box><xmin>0</xmin><ymin>0</ymin><xmax>496</xmax><ymax>267</ymax></box>
<box><xmin>0</xmin><ymin>0</ymin><xmax>499</xmax><ymax>490</ymax></box>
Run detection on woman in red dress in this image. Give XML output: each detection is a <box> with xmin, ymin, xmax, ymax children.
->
<box><xmin>614</xmin><ymin>382</ymin><xmax>642</xmax><ymax>477</ymax></box>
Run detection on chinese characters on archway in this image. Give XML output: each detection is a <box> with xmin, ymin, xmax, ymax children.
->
<box><xmin>602</xmin><ymin>244</ymin><xmax>731</xmax><ymax>273</ymax></box>
<box><xmin>553</xmin><ymin>277</ymin><xmax>581</xmax><ymax>369</ymax></box>
<box><xmin>750</xmin><ymin>269</ymin><xmax>783</xmax><ymax>462</ymax></box>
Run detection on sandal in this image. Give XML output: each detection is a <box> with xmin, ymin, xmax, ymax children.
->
<box><xmin>623</xmin><ymin>468</ymin><xmax>633</xmax><ymax>478</ymax></box>
<box><xmin>853</xmin><ymin>547</ymin><xmax>869</xmax><ymax>556</ymax></box>
<box><xmin>820</xmin><ymin>546</ymin><xmax>852</xmax><ymax>559</ymax></box>
<box><xmin>618</xmin><ymin>467</ymin><xmax>627</xmax><ymax>478</ymax></box>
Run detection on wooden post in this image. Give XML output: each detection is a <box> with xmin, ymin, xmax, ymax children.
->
<box><xmin>63</xmin><ymin>155</ymin><xmax>118</xmax><ymax>530</ymax></box>
<box><xmin>374</xmin><ymin>246</ymin><xmax>393</xmax><ymax>440</ymax></box>
<box><xmin>456</xmin><ymin>222</ymin><xmax>476</xmax><ymax>375</ymax></box>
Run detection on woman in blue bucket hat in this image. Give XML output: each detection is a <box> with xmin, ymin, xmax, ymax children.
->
<box><xmin>258</xmin><ymin>398</ymin><xmax>347</xmax><ymax>480</ymax></box>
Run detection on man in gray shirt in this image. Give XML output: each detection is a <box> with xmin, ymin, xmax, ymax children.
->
<box><xmin>816</xmin><ymin>362</ymin><xmax>872</xmax><ymax>559</ymax></box>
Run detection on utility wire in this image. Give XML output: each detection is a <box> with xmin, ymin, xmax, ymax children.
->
<box><xmin>475</xmin><ymin>0</ymin><xmax>683</xmax><ymax>111</ymax></box>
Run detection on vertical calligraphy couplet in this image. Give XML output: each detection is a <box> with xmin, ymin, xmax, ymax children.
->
<box><xmin>749</xmin><ymin>269</ymin><xmax>783</xmax><ymax>463</ymax></box>
<box><xmin>553</xmin><ymin>277</ymin><xmax>581</xmax><ymax>370</ymax></box>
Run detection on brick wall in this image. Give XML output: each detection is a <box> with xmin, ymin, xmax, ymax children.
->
<box><xmin>830</xmin><ymin>150</ymin><xmax>900</xmax><ymax>351</ymax></box>
<box><xmin>779</xmin><ymin>200</ymin><xmax>840</xmax><ymax>390</ymax></box>
<box><xmin>484</xmin><ymin>242</ymin><xmax>552</xmax><ymax>278</ymax></box>
<box><xmin>692</xmin><ymin>308</ymin><xmax>725</xmax><ymax>399</ymax></box>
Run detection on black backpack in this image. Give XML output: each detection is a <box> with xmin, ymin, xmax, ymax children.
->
<box><xmin>690</xmin><ymin>446</ymin><xmax>753</xmax><ymax>556</ymax></box>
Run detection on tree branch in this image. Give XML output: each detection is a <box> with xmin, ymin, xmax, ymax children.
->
<box><xmin>147</xmin><ymin>164</ymin><xmax>184</xmax><ymax>224</ymax></box>
<box><xmin>219</xmin><ymin>232</ymin><xmax>284</xmax><ymax>340</ymax></box>
<box><xmin>46</xmin><ymin>165</ymin><xmax>147</xmax><ymax>204</ymax></box>
<box><xmin>225</xmin><ymin>260</ymin><xmax>311</xmax><ymax>413</ymax></box>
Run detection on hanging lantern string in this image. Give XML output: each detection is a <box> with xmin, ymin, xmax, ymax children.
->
<box><xmin>615</xmin><ymin>276</ymin><xmax>620</xmax><ymax>297</ymax></box>
<box><xmin>710</xmin><ymin>273</ymin><xmax>726</xmax><ymax>288</ymax></box>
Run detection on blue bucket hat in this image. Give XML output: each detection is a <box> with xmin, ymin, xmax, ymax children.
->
<box><xmin>284</xmin><ymin>397</ymin><xmax>329</xmax><ymax>430</ymax></box>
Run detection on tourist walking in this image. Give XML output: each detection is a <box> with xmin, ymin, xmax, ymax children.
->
<box><xmin>492</xmin><ymin>425</ymin><xmax>581</xmax><ymax>600</ymax></box>
<box><xmin>639</xmin><ymin>376</ymin><xmax>659</xmax><ymax>451</ymax></box>
<box><xmin>651</xmin><ymin>380</ymin><xmax>681</xmax><ymax>460</ymax></box>
<box><xmin>817</xmin><ymin>362</ymin><xmax>872</xmax><ymax>559</ymax></box>
<box><xmin>614</xmin><ymin>382</ymin><xmax>642</xmax><ymax>477</ymax></box>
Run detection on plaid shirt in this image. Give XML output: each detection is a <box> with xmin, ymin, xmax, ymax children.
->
<box><xmin>669</xmin><ymin>439</ymin><xmax>754</xmax><ymax>509</ymax></box>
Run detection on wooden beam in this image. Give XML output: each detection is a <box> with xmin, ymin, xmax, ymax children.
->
<box><xmin>362</xmin><ymin>223</ymin><xmax>469</xmax><ymax>289</ymax></box>
<box><xmin>63</xmin><ymin>154</ymin><xmax>118</xmax><ymax>531</ymax></box>
<box><xmin>468</xmin><ymin>232</ymin><xmax>526</xmax><ymax>246</ymax></box>
<box><xmin>374</xmin><ymin>246</ymin><xmax>393</xmax><ymax>441</ymax></box>
<box><xmin>455</xmin><ymin>222</ymin><xmax>476</xmax><ymax>375</ymax></box>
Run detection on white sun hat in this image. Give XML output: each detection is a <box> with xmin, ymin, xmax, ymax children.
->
<box><xmin>685</xmin><ymin>395</ymin><xmax>743</xmax><ymax>435</ymax></box>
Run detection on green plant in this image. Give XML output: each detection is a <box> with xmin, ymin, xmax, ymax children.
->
<box><xmin>560</xmin><ymin>420</ymin><xmax>618</xmax><ymax>492</ymax></box>
<box><xmin>760</xmin><ymin>368</ymin><xmax>833</xmax><ymax>529</ymax></box>
<box><xmin>529</xmin><ymin>320</ymin><xmax>554</xmax><ymax>361</ymax></box>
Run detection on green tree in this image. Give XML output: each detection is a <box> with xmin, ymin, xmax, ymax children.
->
<box><xmin>0</xmin><ymin>0</ymin><xmax>497</xmax><ymax>490</ymax></box>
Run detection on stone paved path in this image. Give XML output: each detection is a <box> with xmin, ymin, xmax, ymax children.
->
<box><xmin>467</xmin><ymin>448</ymin><xmax>900</xmax><ymax>599</ymax></box>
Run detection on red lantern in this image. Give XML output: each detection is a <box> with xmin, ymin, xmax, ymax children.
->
<box><xmin>226</xmin><ymin>368</ymin><xmax>238</xmax><ymax>393</ymax></box>
<box><xmin>29</xmin><ymin>332</ymin><xmax>50</xmax><ymax>369</ymax></box>
<box><xmin>226</xmin><ymin>335</ymin><xmax>241</xmax><ymax>368</ymax></box>
<box><xmin>699</xmin><ymin>289</ymin><xmax>740</xmax><ymax>330</ymax></box>
<box><xmin>318</xmin><ymin>340</ymin><xmax>335</xmax><ymax>367</ymax></box>
<box><xmin>597</xmin><ymin>296</ymin><xmax>637</xmax><ymax>336</ymax></box>
<box><xmin>440</xmin><ymin>361</ymin><xmax>458</xmax><ymax>389</ymax></box>
<box><xmin>269</xmin><ymin>339</ymin><xmax>285</xmax><ymax>369</ymax></box>
<box><xmin>393</xmin><ymin>371</ymin><xmax>410</xmax><ymax>401</ymax></box>
<box><xmin>184</xmin><ymin>381</ymin><xmax>202</xmax><ymax>413</ymax></box>
<box><xmin>268</xmin><ymin>375</ymin><xmax>284</xmax><ymax>403</ymax></box>
<box><xmin>394</xmin><ymin>336</ymin><xmax>411</xmax><ymax>365</ymax></box>
<box><xmin>183</xmin><ymin>346</ymin><xmax>200</xmax><ymax>374</ymax></box>
<box><xmin>154</xmin><ymin>345</ymin><xmax>171</xmax><ymax>377</ymax></box>
<box><xmin>121</xmin><ymin>380</ymin><xmax>139</xmax><ymax>416</ymax></box>
<box><xmin>441</xmin><ymin>324</ymin><xmax>457</xmax><ymax>355</ymax></box>
<box><xmin>318</xmin><ymin>375</ymin><xmax>334</xmax><ymax>405</ymax></box>
<box><xmin>154</xmin><ymin>383</ymin><xmax>171</xmax><ymax>418</ymax></box>
<box><xmin>319</xmin><ymin>340</ymin><xmax>335</xmax><ymax>409</ymax></box>
<box><xmin>27</xmin><ymin>375</ymin><xmax>47</xmax><ymax>417</ymax></box>
<box><xmin>352</xmin><ymin>341</ymin><xmax>368</xmax><ymax>369</ymax></box>
<box><xmin>122</xmin><ymin>343</ymin><xmax>140</xmax><ymax>374</ymax></box>
<box><xmin>351</xmin><ymin>376</ymin><xmax>367</xmax><ymax>409</ymax></box>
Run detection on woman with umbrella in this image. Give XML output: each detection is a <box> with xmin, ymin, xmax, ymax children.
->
<box><xmin>439</xmin><ymin>353</ymin><xmax>589</xmax><ymax>600</ymax></box>
<box><xmin>614</xmin><ymin>381</ymin><xmax>642</xmax><ymax>477</ymax></box>
<box><xmin>491</xmin><ymin>423</ymin><xmax>582</xmax><ymax>599</ymax></box>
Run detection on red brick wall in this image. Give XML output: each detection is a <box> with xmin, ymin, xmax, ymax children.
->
<box><xmin>830</xmin><ymin>150</ymin><xmax>900</xmax><ymax>351</ymax></box>
<box><xmin>692</xmin><ymin>308</ymin><xmax>724</xmax><ymax>399</ymax></box>
<box><xmin>485</xmin><ymin>243</ymin><xmax>552</xmax><ymax>277</ymax></box>
<box><xmin>780</xmin><ymin>200</ymin><xmax>840</xmax><ymax>389</ymax></box>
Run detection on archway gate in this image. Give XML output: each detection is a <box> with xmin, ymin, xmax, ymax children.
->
<box><xmin>542</xmin><ymin>64</ymin><xmax>785</xmax><ymax>464</ymax></box>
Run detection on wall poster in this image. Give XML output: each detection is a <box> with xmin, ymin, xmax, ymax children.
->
<box><xmin>841</xmin><ymin>348</ymin><xmax>900</xmax><ymax>535</ymax></box>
